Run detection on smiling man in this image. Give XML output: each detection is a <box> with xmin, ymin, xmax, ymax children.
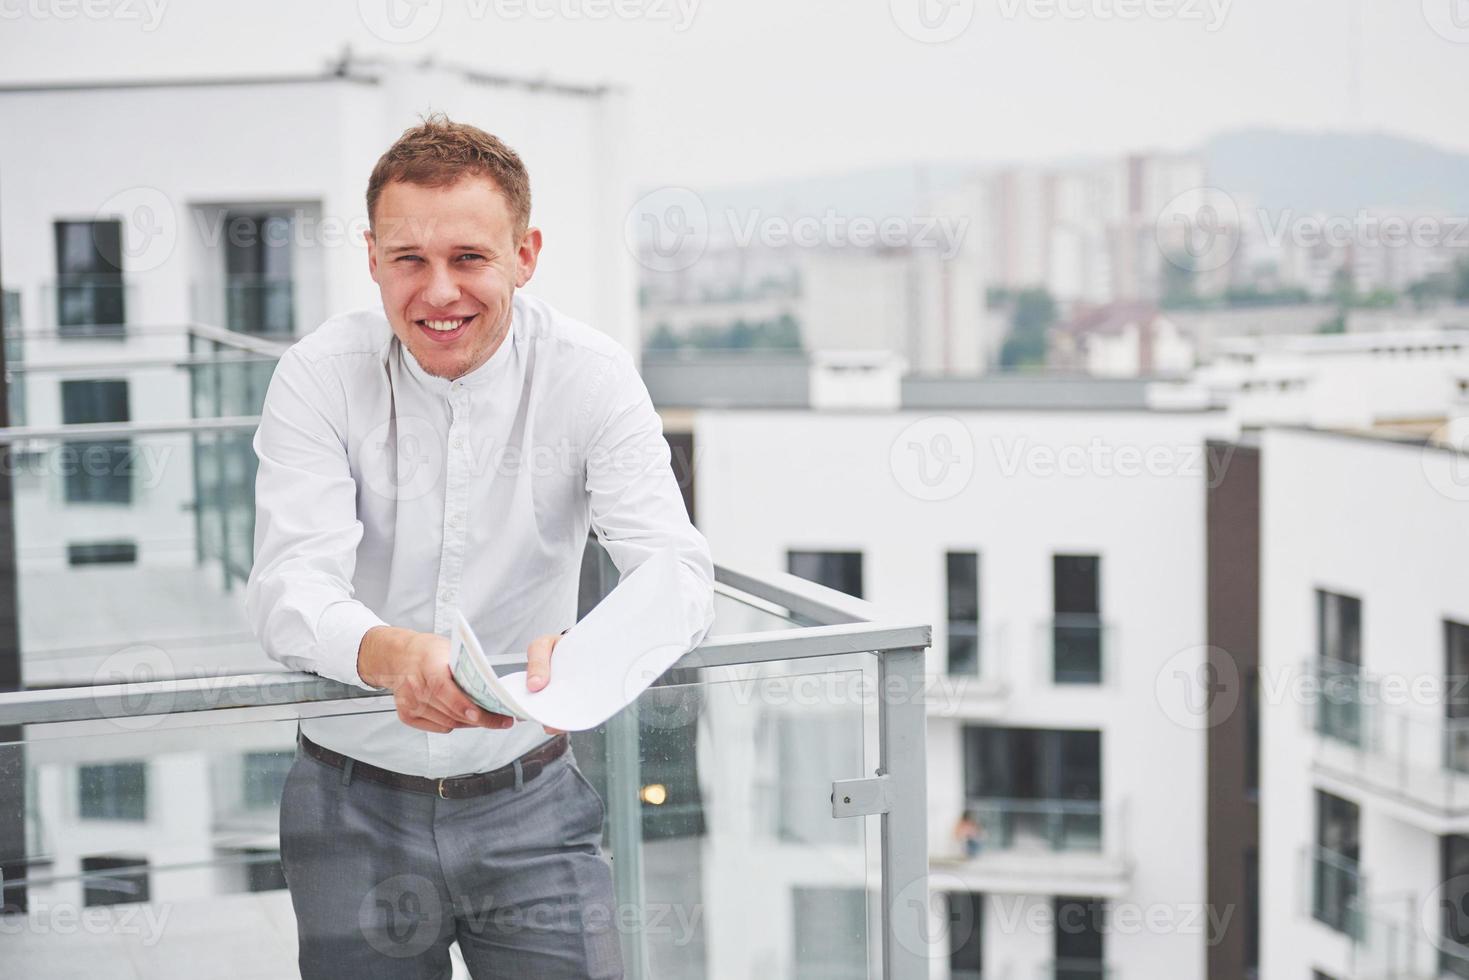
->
<box><xmin>244</xmin><ymin>115</ymin><xmax>715</xmax><ymax>979</ymax></box>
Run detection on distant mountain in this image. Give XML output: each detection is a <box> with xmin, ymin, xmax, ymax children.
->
<box><xmin>1203</xmin><ymin>129</ymin><xmax>1469</xmax><ymax>214</ymax></box>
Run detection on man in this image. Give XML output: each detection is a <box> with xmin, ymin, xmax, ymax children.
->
<box><xmin>244</xmin><ymin>114</ymin><xmax>715</xmax><ymax>980</ymax></box>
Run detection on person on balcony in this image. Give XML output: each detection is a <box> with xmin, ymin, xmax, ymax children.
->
<box><xmin>244</xmin><ymin>114</ymin><xmax>716</xmax><ymax>980</ymax></box>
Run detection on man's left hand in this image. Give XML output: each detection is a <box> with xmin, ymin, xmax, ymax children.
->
<box><xmin>526</xmin><ymin>632</ymin><xmax>565</xmax><ymax>735</ymax></box>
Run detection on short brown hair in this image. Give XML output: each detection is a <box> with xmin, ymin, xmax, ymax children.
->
<box><xmin>366</xmin><ymin>113</ymin><xmax>532</xmax><ymax>233</ymax></box>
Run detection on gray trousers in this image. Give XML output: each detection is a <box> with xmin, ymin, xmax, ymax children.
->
<box><xmin>279</xmin><ymin>738</ymin><xmax>624</xmax><ymax>979</ymax></box>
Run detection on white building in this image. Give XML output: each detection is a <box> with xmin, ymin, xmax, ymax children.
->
<box><xmin>1257</xmin><ymin>426</ymin><xmax>1469</xmax><ymax>980</ymax></box>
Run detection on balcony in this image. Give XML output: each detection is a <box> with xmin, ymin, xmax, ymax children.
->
<box><xmin>1305</xmin><ymin>660</ymin><xmax>1469</xmax><ymax>834</ymax></box>
<box><xmin>1306</xmin><ymin>844</ymin><xmax>1364</xmax><ymax>940</ymax></box>
<box><xmin>932</xmin><ymin>798</ymin><xmax>1131</xmax><ymax>898</ymax></box>
<box><xmin>0</xmin><ymin>331</ymin><xmax>935</xmax><ymax>978</ymax></box>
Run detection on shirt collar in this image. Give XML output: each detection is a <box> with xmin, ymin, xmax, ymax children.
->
<box><xmin>397</xmin><ymin>309</ymin><xmax>517</xmax><ymax>393</ymax></box>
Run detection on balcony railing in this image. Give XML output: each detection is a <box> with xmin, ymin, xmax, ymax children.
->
<box><xmin>0</xmin><ymin>344</ymin><xmax>933</xmax><ymax>978</ymax></box>
<box><xmin>936</xmin><ymin>798</ymin><xmax>1131</xmax><ymax>898</ymax></box>
<box><xmin>1306</xmin><ymin>844</ymin><xmax>1364</xmax><ymax>940</ymax></box>
<box><xmin>1041</xmin><ymin>615</ymin><xmax>1111</xmax><ymax>686</ymax></box>
<box><xmin>0</xmin><ymin>561</ymin><xmax>932</xmax><ymax>980</ymax></box>
<box><xmin>1305</xmin><ymin>659</ymin><xmax>1469</xmax><ymax>831</ymax></box>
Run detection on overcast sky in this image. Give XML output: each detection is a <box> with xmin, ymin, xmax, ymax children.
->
<box><xmin>1</xmin><ymin>0</ymin><xmax>1465</xmax><ymax>187</ymax></box>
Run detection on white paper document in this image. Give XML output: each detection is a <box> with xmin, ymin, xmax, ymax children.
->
<box><xmin>449</xmin><ymin>550</ymin><xmax>701</xmax><ymax>731</ymax></box>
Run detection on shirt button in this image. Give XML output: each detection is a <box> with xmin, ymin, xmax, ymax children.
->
<box><xmin>451</xmin><ymin>437</ymin><xmax>463</xmax><ymax>449</ymax></box>
<box><xmin>449</xmin><ymin>513</ymin><xmax>463</xmax><ymax>527</ymax></box>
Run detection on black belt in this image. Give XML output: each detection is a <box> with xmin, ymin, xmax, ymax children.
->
<box><xmin>299</xmin><ymin>730</ymin><xmax>569</xmax><ymax>800</ymax></box>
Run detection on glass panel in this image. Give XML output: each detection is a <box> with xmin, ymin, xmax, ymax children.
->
<box><xmin>12</xmin><ymin>430</ymin><xmax>268</xmax><ymax>689</ymax></box>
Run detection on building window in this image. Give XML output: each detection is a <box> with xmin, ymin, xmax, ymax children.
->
<box><xmin>67</xmin><ymin>541</ymin><xmax>138</xmax><ymax>566</ymax></box>
<box><xmin>223</xmin><ymin>212</ymin><xmax>295</xmax><ymax>336</ymax></box>
<box><xmin>946</xmin><ymin>552</ymin><xmax>980</xmax><ymax>675</ymax></box>
<box><xmin>1054</xmin><ymin>896</ymin><xmax>1105</xmax><ymax>980</ymax></box>
<box><xmin>1312</xmin><ymin>790</ymin><xmax>1361</xmax><ymax>937</ymax></box>
<box><xmin>54</xmin><ymin>220</ymin><xmax>126</xmax><ymax>335</ymax></box>
<box><xmin>1447</xmin><ymin>621</ymin><xmax>1469</xmax><ymax>774</ymax></box>
<box><xmin>1442</xmin><ymin>835</ymin><xmax>1469</xmax><ymax>978</ymax></box>
<box><xmin>78</xmin><ymin>762</ymin><xmax>147</xmax><ymax>821</ymax></box>
<box><xmin>60</xmin><ymin>379</ymin><xmax>132</xmax><ymax>504</ymax></box>
<box><xmin>1315</xmin><ymin>589</ymin><xmax>1363</xmax><ymax>746</ymax></box>
<box><xmin>963</xmin><ymin>726</ymin><xmax>1102</xmax><ymax>851</ymax></box>
<box><xmin>791</xmin><ymin>886</ymin><xmax>868</xmax><ymax>980</ymax></box>
<box><xmin>80</xmin><ymin>855</ymin><xmax>149</xmax><ymax>907</ymax></box>
<box><xmin>1245</xmin><ymin>669</ymin><xmax>1260</xmax><ymax>800</ymax></box>
<box><xmin>787</xmin><ymin>550</ymin><xmax>863</xmax><ymax>599</ymax></box>
<box><xmin>948</xmin><ymin>891</ymin><xmax>983</xmax><ymax>980</ymax></box>
<box><xmin>1052</xmin><ymin>555</ymin><xmax>1102</xmax><ymax>684</ymax></box>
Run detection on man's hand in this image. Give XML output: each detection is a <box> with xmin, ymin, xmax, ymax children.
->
<box><xmin>526</xmin><ymin>632</ymin><xmax>565</xmax><ymax>735</ymax></box>
<box><xmin>358</xmin><ymin>626</ymin><xmax>516</xmax><ymax>734</ymax></box>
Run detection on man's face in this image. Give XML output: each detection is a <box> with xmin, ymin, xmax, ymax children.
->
<box><xmin>367</xmin><ymin>176</ymin><xmax>541</xmax><ymax>380</ymax></box>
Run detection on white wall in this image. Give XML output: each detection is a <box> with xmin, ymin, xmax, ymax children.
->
<box><xmin>694</xmin><ymin>407</ymin><xmax>1229</xmax><ymax>979</ymax></box>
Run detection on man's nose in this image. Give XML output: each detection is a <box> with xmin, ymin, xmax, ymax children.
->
<box><xmin>423</xmin><ymin>263</ymin><xmax>461</xmax><ymax>308</ymax></box>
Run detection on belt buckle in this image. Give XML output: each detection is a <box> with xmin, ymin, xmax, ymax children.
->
<box><xmin>437</xmin><ymin>777</ymin><xmax>450</xmax><ymax>800</ymax></box>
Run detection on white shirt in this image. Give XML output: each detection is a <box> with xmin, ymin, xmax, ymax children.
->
<box><xmin>244</xmin><ymin>292</ymin><xmax>716</xmax><ymax>778</ymax></box>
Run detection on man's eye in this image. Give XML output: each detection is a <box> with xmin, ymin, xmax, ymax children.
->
<box><xmin>457</xmin><ymin>253</ymin><xmax>486</xmax><ymax>262</ymax></box>
<box><xmin>395</xmin><ymin>255</ymin><xmax>423</xmax><ymax>263</ymax></box>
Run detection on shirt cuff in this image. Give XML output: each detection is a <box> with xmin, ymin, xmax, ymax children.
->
<box><xmin>315</xmin><ymin>601</ymin><xmax>388</xmax><ymax>691</ymax></box>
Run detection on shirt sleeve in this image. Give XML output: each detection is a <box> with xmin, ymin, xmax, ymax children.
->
<box><xmin>244</xmin><ymin>348</ymin><xmax>385</xmax><ymax>690</ymax></box>
<box><xmin>582</xmin><ymin>349</ymin><xmax>716</xmax><ymax>650</ymax></box>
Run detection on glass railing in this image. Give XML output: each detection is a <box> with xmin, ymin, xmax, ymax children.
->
<box><xmin>0</xmin><ymin>563</ymin><xmax>932</xmax><ymax>980</ymax></box>
<box><xmin>1041</xmin><ymin>616</ymin><xmax>1112</xmax><ymax>686</ymax></box>
<box><xmin>38</xmin><ymin>276</ymin><xmax>135</xmax><ymax>337</ymax></box>
<box><xmin>1304</xmin><ymin>660</ymin><xmax>1469</xmax><ymax>819</ymax></box>
<box><xmin>965</xmin><ymin>798</ymin><xmax>1104</xmax><ymax>854</ymax></box>
<box><xmin>1046</xmin><ymin>960</ymin><xmax>1112</xmax><ymax>980</ymax></box>
<box><xmin>1307</xmin><ymin>844</ymin><xmax>1364</xmax><ymax>940</ymax></box>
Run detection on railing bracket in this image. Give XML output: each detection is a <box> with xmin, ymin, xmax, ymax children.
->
<box><xmin>831</xmin><ymin>773</ymin><xmax>892</xmax><ymax>818</ymax></box>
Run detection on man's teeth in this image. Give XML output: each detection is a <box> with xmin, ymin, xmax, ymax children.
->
<box><xmin>422</xmin><ymin>317</ymin><xmax>469</xmax><ymax>332</ymax></box>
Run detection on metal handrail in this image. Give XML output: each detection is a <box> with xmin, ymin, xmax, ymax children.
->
<box><xmin>0</xmin><ymin>563</ymin><xmax>933</xmax><ymax>980</ymax></box>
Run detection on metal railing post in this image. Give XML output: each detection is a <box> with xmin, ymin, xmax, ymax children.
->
<box><xmin>880</xmin><ymin>645</ymin><xmax>930</xmax><ymax>980</ymax></box>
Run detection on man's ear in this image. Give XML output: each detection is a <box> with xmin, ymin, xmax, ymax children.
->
<box><xmin>365</xmin><ymin>228</ymin><xmax>380</xmax><ymax>284</ymax></box>
<box><xmin>515</xmin><ymin>226</ymin><xmax>543</xmax><ymax>288</ymax></box>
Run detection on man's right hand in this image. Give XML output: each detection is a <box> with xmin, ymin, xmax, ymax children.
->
<box><xmin>357</xmin><ymin>626</ymin><xmax>516</xmax><ymax>734</ymax></box>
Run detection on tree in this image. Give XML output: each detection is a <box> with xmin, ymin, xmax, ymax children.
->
<box><xmin>1000</xmin><ymin>287</ymin><xmax>1056</xmax><ymax>369</ymax></box>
